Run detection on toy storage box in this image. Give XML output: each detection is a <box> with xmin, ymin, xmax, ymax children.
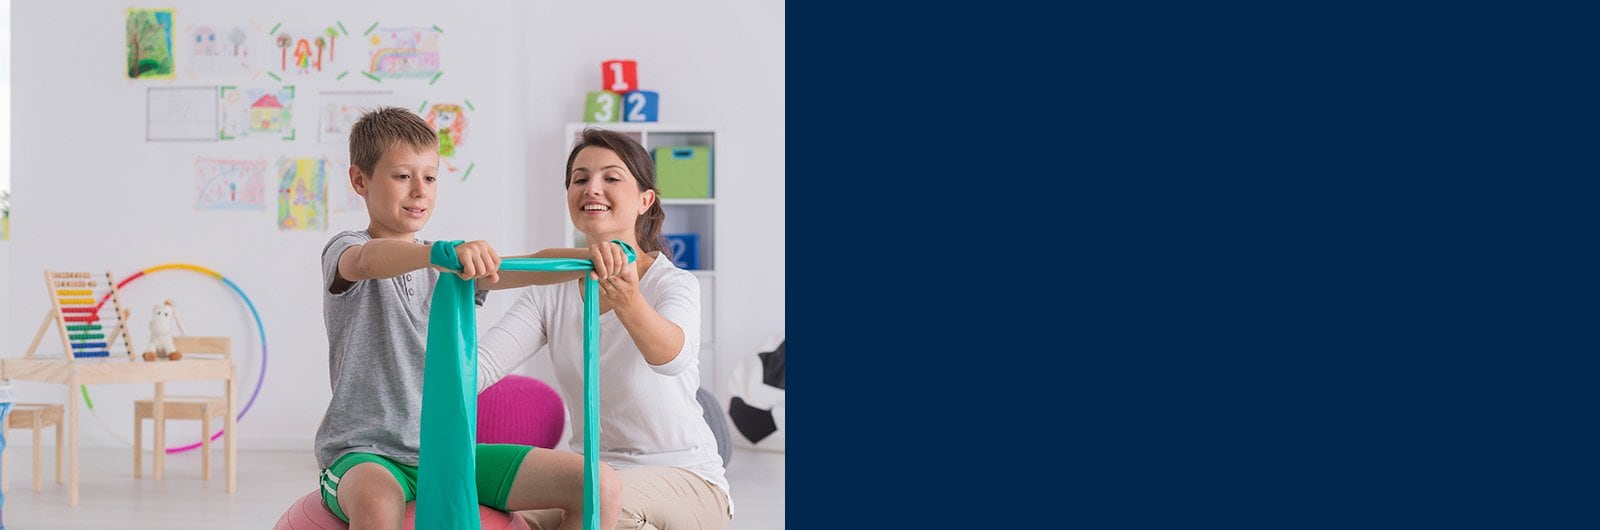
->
<box><xmin>654</xmin><ymin>146</ymin><xmax>712</xmax><ymax>198</ymax></box>
<box><xmin>664</xmin><ymin>233</ymin><xmax>700</xmax><ymax>270</ymax></box>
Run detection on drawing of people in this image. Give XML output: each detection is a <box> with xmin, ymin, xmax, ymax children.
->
<box><xmin>425</xmin><ymin>103</ymin><xmax>467</xmax><ymax>171</ymax></box>
<box><xmin>293</xmin><ymin>39</ymin><xmax>313</xmax><ymax>73</ymax></box>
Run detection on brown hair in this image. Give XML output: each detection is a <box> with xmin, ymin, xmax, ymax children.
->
<box><xmin>348</xmin><ymin>106</ymin><xmax>438</xmax><ymax>177</ymax></box>
<box><xmin>564</xmin><ymin>128</ymin><xmax>667</xmax><ymax>254</ymax></box>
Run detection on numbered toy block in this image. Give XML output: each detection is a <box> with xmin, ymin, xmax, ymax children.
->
<box><xmin>664</xmin><ymin>233</ymin><xmax>700</xmax><ymax>270</ymax></box>
<box><xmin>623</xmin><ymin>90</ymin><xmax>659</xmax><ymax>122</ymax></box>
<box><xmin>654</xmin><ymin>146</ymin><xmax>712</xmax><ymax>198</ymax></box>
<box><xmin>584</xmin><ymin>91</ymin><xmax>622</xmax><ymax>123</ymax></box>
<box><xmin>601</xmin><ymin>59</ymin><xmax>639</xmax><ymax>93</ymax></box>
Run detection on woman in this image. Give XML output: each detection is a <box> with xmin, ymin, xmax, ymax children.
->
<box><xmin>478</xmin><ymin>128</ymin><xmax>731</xmax><ymax>530</ymax></box>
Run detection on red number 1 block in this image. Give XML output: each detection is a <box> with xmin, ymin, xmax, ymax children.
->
<box><xmin>602</xmin><ymin>59</ymin><xmax>638</xmax><ymax>93</ymax></box>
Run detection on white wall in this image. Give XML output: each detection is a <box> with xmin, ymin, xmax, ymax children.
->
<box><xmin>5</xmin><ymin>0</ymin><xmax>783</xmax><ymax>451</ymax></box>
<box><xmin>519</xmin><ymin>1</ymin><xmax>787</xmax><ymax>405</ymax></box>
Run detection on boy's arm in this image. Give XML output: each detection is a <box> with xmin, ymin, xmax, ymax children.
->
<box><xmin>336</xmin><ymin>239</ymin><xmax>435</xmax><ymax>282</ymax></box>
<box><xmin>476</xmin><ymin>247</ymin><xmax>592</xmax><ymax>290</ymax></box>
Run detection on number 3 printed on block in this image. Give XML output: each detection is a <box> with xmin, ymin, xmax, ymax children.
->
<box><xmin>584</xmin><ymin>91</ymin><xmax>620</xmax><ymax>123</ymax></box>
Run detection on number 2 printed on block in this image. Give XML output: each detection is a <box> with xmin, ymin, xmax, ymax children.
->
<box><xmin>623</xmin><ymin>90</ymin><xmax>658</xmax><ymax>122</ymax></box>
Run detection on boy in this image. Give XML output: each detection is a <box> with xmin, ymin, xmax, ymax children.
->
<box><xmin>315</xmin><ymin>107</ymin><xmax>620</xmax><ymax>530</ymax></box>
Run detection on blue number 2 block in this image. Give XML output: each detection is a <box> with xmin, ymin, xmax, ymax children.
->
<box><xmin>623</xmin><ymin>90</ymin><xmax>659</xmax><ymax>122</ymax></box>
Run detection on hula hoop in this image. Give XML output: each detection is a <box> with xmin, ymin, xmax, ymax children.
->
<box><xmin>88</xmin><ymin>263</ymin><xmax>267</xmax><ymax>454</ymax></box>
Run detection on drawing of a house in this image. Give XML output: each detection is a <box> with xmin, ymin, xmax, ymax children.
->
<box><xmin>250</xmin><ymin>95</ymin><xmax>286</xmax><ymax>132</ymax></box>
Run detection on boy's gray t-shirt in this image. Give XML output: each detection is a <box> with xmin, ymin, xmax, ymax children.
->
<box><xmin>314</xmin><ymin>230</ymin><xmax>439</xmax><ymax>468</ymax></box>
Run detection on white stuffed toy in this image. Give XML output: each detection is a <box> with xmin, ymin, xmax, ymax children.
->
<box><xmin>143</xmin><ymin>300</ymin><xmax>182</xmax><ymax>361</ymax></box>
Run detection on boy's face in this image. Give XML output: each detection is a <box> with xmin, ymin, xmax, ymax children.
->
<box><xmin>352</xmin><ymin>143</ymin><xmax>440</xmax><ymax>238</ymax></box>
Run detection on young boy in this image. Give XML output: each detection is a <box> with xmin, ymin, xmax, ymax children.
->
<box><xmin>315</xmin><ymin>107</ymin><xmax>620</xmax><ymax>530</ymax></box>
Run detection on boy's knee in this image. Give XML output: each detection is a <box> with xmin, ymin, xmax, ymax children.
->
<box><xmin>338</xmin><ymin>463</ymin><xmax>405</xmax><ymax>520</ymax></box>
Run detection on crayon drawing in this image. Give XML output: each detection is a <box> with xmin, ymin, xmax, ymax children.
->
<box><xmin>186</xmin><ymin>23</ymin><xmax>256</xmax><ymax>77</ymax></box>
<box><xmin>195</xmin><ymin>157</ymin><xmax>268</xmax><ymax>210</ymax></box>
<box><xmin>366</xmin><ymin>26</ymin><xmax>442</xmax><ymax>80</ymax></box>
<box><xmin>147</xmin><ymin>87</ymin><xmax>218</xmax><ymax>141</ymax></box>
<box><xmin>127</xmin><ymin>8</ymin><xmax>176</xmax><ymax>79</ymax></box>
<box><xmin>220</xmin><ymin>86</ymin><xmax>296</xmax><ymax>140</ymax></box>
<box><xmin>277</xmin><ymin>157</ymin><xmax>328</xmax><ymax>231</ymax></box>
<box><xmin>424</xmin><ymin>101</ymin><xmax>471</xmax><ymax>177</ymax></box>
<box><xmin>267</xmin><ymin>22</ymin><xmax>351</xmax><ymax>80</ymax></box>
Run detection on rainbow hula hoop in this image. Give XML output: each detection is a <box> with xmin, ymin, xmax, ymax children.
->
<box><xmin>88</xmin><ymin>263</ymin><xmax>268</xmax><ymax>454</ymax></box>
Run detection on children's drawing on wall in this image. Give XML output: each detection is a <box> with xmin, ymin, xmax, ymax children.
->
<box><xmin>127</xmin><ymin>8</ymin><xmax>176</xmax><ymax>79</ymax></box>
<box><xmin>319</xmin><ymin>91</ymin><xmax>396</xmax><ymax>144</ymax></box>
<box><xmin>323</xmin><ymin>154</ymin><xmax>366</xmax><ymax>212</ymax></box>
<box><xmin>265</xmin><ymin>22</ymin><xmax>351</xmax><ymax>81</ymax></box>
<box><xmin>2</xmin><ymin>190</ymin><xmax>10</xmax><ymax>241</ymax></box>
<box><xmin>277</xmin><ymin>157</ymin><xmax>328</xmax><ymax>231</ymax></box>
<box><xmin>365</xmin><ymin>25</ymin><xmax>443</xmax><ymax>82</ymax></box>
<box><xmin>220</xmin><ymin>86</ymin><xmax>296</xmax><ymax>140</ymax></box>
<box><xmin>182</xmin><ymin>22</ymin><xmax>255</xmax><ymax>78</ymax></box>
<box><xmin>147</xmin><ymin>87</ymin><xmax>218</xmax><ymax>141</ymax></box>
<box><xmin>195</xmin><ymin>157</ymin><xmax>268</xmax><ymax>210</ymax></box>
<box><xmin>424</xmin><ymin>100</ymin><xmax>475</xmax><ymax>180</ymax></box>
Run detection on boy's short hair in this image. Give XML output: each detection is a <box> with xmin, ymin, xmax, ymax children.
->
<box><xmin>349</xmin><ymin>106</ymin><xmax>438</xmax><ymax>178</ymax></box>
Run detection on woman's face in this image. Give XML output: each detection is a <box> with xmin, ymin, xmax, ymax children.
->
<box><xmin>568</xmin><ymin>146</ymin><xmax>653</xmax><ymax>241</ymax></box>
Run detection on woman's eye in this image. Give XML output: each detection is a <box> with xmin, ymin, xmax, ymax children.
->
<box><xmin>572</xmin><ymin>177</ymin><xmax>588</xmax><ymax>185</ymax></box>
<box><xmin>424</xmin><ymin>176</ymin><xmax>436</xmax><ymax>183</ymax></box>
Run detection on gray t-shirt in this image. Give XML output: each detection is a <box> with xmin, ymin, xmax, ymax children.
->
<box><xmin>313</xmin><ymin>230</ymin><xmax>439</xmax><ymax>468</ymax></box>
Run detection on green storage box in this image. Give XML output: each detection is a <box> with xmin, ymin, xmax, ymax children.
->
<box><xmin>654</xmin><ymin>146</ymin><xmax>712</xmax><ymax>198</ymax></box>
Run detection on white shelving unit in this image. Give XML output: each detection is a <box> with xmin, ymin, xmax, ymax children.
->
<box><xmin>563</xmin><ymin>122</ymin><xmax>720</xmax><ymax>392</ymax></box>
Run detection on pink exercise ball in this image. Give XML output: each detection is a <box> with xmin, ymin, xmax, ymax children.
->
<box><xmin>273</xmin><ymin>490</ymin><xmax>531</xmax><ymax>530</ymax></box>
<box><xmin>478</xmin><ymin>374</ymin><xmax>566</xmax><ymax>449</ymax></box>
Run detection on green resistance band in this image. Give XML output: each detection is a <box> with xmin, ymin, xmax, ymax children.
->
<box><xmin>418</xmin><ymin>240</ymin><xmax>634</xmax><ymax>530</ymax></box>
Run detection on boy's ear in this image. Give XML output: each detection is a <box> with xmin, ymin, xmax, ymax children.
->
<box><xmin>349</xmin><ymin>166</ymin><xmax>367</xmax><ymax>196</ymax></box>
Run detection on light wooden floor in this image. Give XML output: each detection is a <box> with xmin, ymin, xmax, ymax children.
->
<box><xmin>0</xmin><ymin>446</ymin><xmax>784</xmax><ymax>529</ymax></box>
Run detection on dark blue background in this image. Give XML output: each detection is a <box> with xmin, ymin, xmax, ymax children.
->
<box><xmin>789</xmin><ymin>1</ymin><xmax>1597</xmax><ymax>527</ymax></box>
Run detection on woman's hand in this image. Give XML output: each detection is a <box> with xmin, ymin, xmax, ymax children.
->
<box><xmin>588</xmin><ymin>241</ymin><xmax>641</xmax><ymax>309</ymax></box>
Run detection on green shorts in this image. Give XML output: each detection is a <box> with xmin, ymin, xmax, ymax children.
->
<box><xmin>318</xmin><ymin>444</ymin><xmax>533</xmax><ymax>523</ymax></box>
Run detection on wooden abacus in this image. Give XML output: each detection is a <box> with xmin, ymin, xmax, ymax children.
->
<box><xmin>23</xmin><ymin>270</ymin><xmax>138</xmax><ymax>361</ymax></box>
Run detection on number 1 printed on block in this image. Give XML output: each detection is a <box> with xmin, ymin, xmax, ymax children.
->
<box><xmin>602</xmin><ymin>59</ymin><xmax>638</xmax><ymax>93</ymax></box>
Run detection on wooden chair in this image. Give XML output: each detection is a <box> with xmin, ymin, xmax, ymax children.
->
<box><xmin>1</xmin><ymin>403</ymin><xmax>64</xmax><ymax>492</ymax></box>
<box><xmin>133</xmin><ymin>336</ymin><xmax>231</xmax><ymax>480</ymax></box>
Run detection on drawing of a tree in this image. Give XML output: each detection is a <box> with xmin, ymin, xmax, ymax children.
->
<box><xmin>229</xmin><ymin>27</ymin><xmax>247</xmax><ymax>56</ymax></box>
<box><xmin>325</xmin><ymin>26</ymin><xmax>338</xmax><ymax>61</ymax></box>
<box><xmin>126</xmin><ymin>10</ymin><xmax>175</xmax><ymax>78</ymax></box>
<box><xmin>277</xmin><ymin>33</ymin><xmax>292</xmax><ymax>70</ymax></box>
<box><xmin>315</xmin><ymin>37</ymin><xmax>326</xmax><ymax>70</ymax></box>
